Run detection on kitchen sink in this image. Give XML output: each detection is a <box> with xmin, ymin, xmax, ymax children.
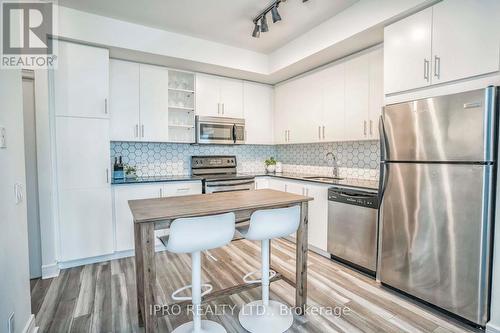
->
<box><xmin>303</xmin><ymin>176</ymin><xmax>344</xmax><ymax>182</ymax></box>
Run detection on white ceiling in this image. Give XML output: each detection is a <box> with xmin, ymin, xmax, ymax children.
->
<box><xmin>57</xmin><ymin>0</ymin><xmax>359</xmax><ymax>54</ymax></box>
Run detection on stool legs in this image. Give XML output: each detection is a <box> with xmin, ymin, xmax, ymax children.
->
<box><xmin>172</xmin><ymin>251</ymin><xmax>226</xmax><ymax>333</ymax></box>
<box><xmin>261</xmin><ymin>239</ymin><xmax>270</xmax><ymax>306</ymax></box>
<box><xmin>192</xmin><ymin>251</ymin><xmax>202</xmax><ymax>332</ymax></box>
<box><xmin>238</xmin><ymin>239</ymin><xmax>294</xmax><ymax>333</ymax></box>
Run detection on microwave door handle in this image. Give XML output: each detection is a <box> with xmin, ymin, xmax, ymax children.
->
<box><xmin>232</xmin><ymin>124</ymin><xmax>236</xmax><ymax>143</ymax></box>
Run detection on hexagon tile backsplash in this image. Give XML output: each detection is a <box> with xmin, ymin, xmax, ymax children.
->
<box><xmin>110</xmin><ymin>140</ymin><xmax>380</xmax><ymax>180</ymax></box>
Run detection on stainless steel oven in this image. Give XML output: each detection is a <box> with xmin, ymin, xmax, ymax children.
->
<box><xmin>191</xmin><ymin>155</ymin><xmax>254</xmax><ymax>193</ymax></box>
<box><xmin>196</xmin><ymin>116</ymin><xmax>245</xmax><ymax>144</ymax></box>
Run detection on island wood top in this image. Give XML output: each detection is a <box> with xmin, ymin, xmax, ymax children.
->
<box><xmin>129</xmin><ymin>189</ymin><xmax>313</xmax><ymax>223</ymax></box>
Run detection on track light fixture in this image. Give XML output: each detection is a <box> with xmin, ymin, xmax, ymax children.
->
<box><xmin>260</xmin><ymin>14</ymin><xmax>269</xmax><ymax>32</ymax></box>
<box><xmin>271</xmin><ymin>4</ymin><xmax>282</xmax><ymax>23</ymax></box>
<box><xmin>252</xmin><ymin>0</ymin><xmax>310</xmax><ymax>38</ymax></box>
<box><xmin>252</xmin><ymin>22</ymin><xmax>261</xmax><ymax>38</ymax></box>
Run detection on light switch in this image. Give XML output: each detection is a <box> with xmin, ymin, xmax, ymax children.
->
<box><xmin>0</xmin><ymin>127</ymin><xmax>6</xmax><ymax>148</ymax></box>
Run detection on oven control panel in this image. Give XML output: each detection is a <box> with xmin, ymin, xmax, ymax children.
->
<box><xmin>191</xmin><ymin>156</ymin><xmax>237</xmax><ymax>169</ymax></box>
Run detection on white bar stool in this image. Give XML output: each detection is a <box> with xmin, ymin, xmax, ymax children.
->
<box><xmin>159</xmin><ymin>212</ymin><xmax>236</xmax><ymax>333</ymax></box>
<box><xmin>237</xmin><ymin>205</ymin><xmax>301</xmax><ymax>333</ymax></box>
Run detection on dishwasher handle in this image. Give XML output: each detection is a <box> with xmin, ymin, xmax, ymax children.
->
<box><xmin>328</xmin><ymin>188</ymin><xmax>379</xmax><ymax>208</ymax></box>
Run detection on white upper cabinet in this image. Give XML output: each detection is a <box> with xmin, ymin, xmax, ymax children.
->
<box><xmin>274</xmin><ymin>47</ymin><xmax>382</xmax><ymax>144</ymax></box>
<box><xmin>54</xmin><ymin>41</ymin><xmax>109</xmax><ymax>118</ymax></box>
<box><xmin>273</xmin><ymin>83</ymin><xmax>291</xmax><ymax>144</ymax></box>
<box><xmin>384</xmin><ymin>8</ymin><xmax>433</xmax><ymax>94</ymax></box>
<box><xmin>140</xmin><ymin>64</ymin><xmax>169</xmax><ymax>142</ymax></box>
<box><xmin>384</xmin><ymin>0</ymin><xmax>500</xmax><ymax>94</ymax></box>
<box><xmin>368</xmin><ymin>47</ymin><xmax>384</xmax><ymax>139</ymax></box>
<box><xmin>344</xmin><ymin>52</ymin><xmax>370</xmax><ymax>141</ymax></box>
<box><xmin>431</xmin><ymin>0</ymin><xmax>500</xmax><ymax>85</ymax></box>
<box><xmin>243</xmin><ymin>82</ymin><xmax>274</xmax><ymax>145</ymax></box>
<box><xmin>196</xmin><ymin>73</ymin><xmax>243</xmax><ymax>118</ymax></box>
<box><xmin>219</xmin><ymin>76</ymin><xmax>244</xmax><ymax>118</ymax></box>
<box><xmin>321</xmin><ymin>63</ymin><xmax>345</xmax><ymax>142</ymax></box>
<box><xmin>110</xmin><ymin>60</ymin><xmax>140</xmax><ymax>141</ymax></box>
<box><xmin>195</xmin><ymin>73</ymin><xmax>220</xmax><ymax>117</ymax></box>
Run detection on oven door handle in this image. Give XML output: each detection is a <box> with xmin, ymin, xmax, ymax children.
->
<box><xmin>206</xmin><ymin>180</ymin><xmax>255</xmax><ymax>187</ymax></box>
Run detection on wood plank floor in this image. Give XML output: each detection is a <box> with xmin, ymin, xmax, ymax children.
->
<box><xmin>31</xmin><ymin>239</ymin><xmax>479</xmax><ymax>333</ymax></box>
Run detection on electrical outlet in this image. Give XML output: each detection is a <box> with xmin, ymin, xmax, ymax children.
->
<box><xmin>0</xmin><ymin>127</ymin><xmax>6</xmax><ymax>148</ymax></box>
<box><xmin>8</xmin><ymin>312</ymin><xmax>14</xmax><ymax>333</ymax></box>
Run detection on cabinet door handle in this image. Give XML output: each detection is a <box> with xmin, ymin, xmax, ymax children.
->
<box><xmin>434</xmin><ymin>56</ymin><xmax>441</xmax><ymax>79</ymax></box>
<box><xmin>288</xmin><ymin>130</ymin><xmax>290</xmax><ymax>142</ymax></box>
<box><xmin>369</xmin><ymin>120</ymin><xmax>373</xmax><ymax>136</ymax></box>
<box><xmin>141</xmin><ymin>125</ymin><xmax>145</xmax><ymax>138</ymax></box>
<box><xmin>159</xmin><ymin>188</ymin><xmax>163</xmax><ymax>197</ymax></box>
<box><xmin>106</xmin><ymin>168</ymin><xmax>109</xmax><ymax>183</ymax></box>
<box><xmin>364</xmin><ymin>121</ymin><xmax>367</xmax><ymax>136</ymax></box>
<box><xmin>424</xmin><ymin>59</ymin><xmax>430</xmax><ymax>82</ymax></box>
<box><xmin>318</xmin><ymin>126</ymin><xmax>321</xmax><ymax>140</ymax></box>
<box><xmin>322</xmin><ymin>125</ymin><xmax>325</xmax><ymax>139</ymax></box>
<box><xmin>222</xmin><ymin>103</ymin><xmax>225</xmax><ymax>115</ymax></box>
<box><xmin>217</xmin><ymin>103</ymin><xmax>220</xmax><ymax>115</ymax></box>
<box><xmin>135</xmin><ymin>124</ymin><xmax>139</xmax><ymax>138</ymax></box>
<box><xmin>104</xmin><ymin>98</ymin><xmax>108</xmax><ymax>114</ymax></box>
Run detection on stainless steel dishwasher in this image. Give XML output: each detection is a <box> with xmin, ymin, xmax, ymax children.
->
<box><xmin>327</xmin><ymin>186</ymin><xmax>379</xmax><ymax>274</ymax></box>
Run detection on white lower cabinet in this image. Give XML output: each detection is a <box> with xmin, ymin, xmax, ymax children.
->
<box><xmin>113</xmin><ymin>181</ymin><xmax>202</xmax><ymax>252</ymax></box>
<box><xmin>258</xmin><ymin>177</ymin><xmax>329</xmax><ymax>252</ymax></box>
<box><xmin>303</xmin><ymin>184</ymin><xmax>328</xmax><ymax>252</ymax></box>
<box><xmin>59</xmin><ymin>188</ymin><xmax>113</xmax><ymax>261</ymax></box>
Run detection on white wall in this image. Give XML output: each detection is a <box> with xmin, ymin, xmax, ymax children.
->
<box><xmin>33</xmin><ymin>70</ymin><xmax>59</xmax><ymax>278</ymax></box>
<box><xmin>0</xmin><ymin>70</ymin><xmax>34</xmax><ymax>332</ymax></box>
<box><xmin>269</xmin><ymin>0</ymin><xmax>435</xmax><ymax>73</ymax></box>
<box><xmin>56</xmin><ymin>6</ymin><xmax>269</xmax><ymax>75</ymax></box>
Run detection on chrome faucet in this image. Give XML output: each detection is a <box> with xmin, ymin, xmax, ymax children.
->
<box><xmin>325</xmin><ymin>152</ymin><xmax>339</xmax><ymax>178</ymax></box>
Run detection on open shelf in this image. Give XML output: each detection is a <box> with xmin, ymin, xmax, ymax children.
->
<box><xmin>168</xmin><ymin>106</ymin><xmax>194</xmax><ymax>111</ymax></box>
<box><xmin>167</xmin><ymin>70</ymin><xmax>195</xmax><ymax>143</ymax></box>
<box><xmin>168</xmin><ymin>124</ymin><xmax>195</xmax><ymax>128</ymax></box>
<box><xmin>168</xmin><ymin>87</ymin><xmax>195</xmax><ymax>93</ymax></box>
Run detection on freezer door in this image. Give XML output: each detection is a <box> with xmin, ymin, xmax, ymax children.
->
<box><xmin>380</xmin><ymin>163</ymin><xmax>493</xmax><ymax>325</ymax></box>
<box><xmin>382</xmin><ymin>87</ymin><xmax>496</xmax><ymax>162</ymax></box>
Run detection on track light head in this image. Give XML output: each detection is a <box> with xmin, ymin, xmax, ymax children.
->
<box><xmin>271</xmin><ymin>5</ymin><xmax>281</xmax><ymax>23</ymax></box>
<box><xmin>252</xmin><ymin>22</ymin><xmax>261</xmax><ymax>38</ymax></box>
<box><xmin>260</xmin><ymin>14</ymin><xmax>269</xmax><ymax>32</ymax></box>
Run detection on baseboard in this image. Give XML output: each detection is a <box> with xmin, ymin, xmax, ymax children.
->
<box><xmin>487</xmin><ymin>322</ymin><xmax>500</xmax><ymax>333</ymax></box>
<box><xmin>22</xmin><ymin>314</ymin><xmax>37</xmax><ymax>333</ymax></box>
<box><xmin>58</xmin><ymin>245</ymin><xmax>168</xmax><ymax>269</ymax></box>
<box><xmin>41</xmin><ymin>263</ymin><xmax>60</xmax><ymax>279</ymax></box>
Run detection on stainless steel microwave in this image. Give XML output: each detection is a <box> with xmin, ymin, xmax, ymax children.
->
<box><xmin>196</xmin><ymin>116</ymin><xmax>245</xmax><ymax>144</ymax></box>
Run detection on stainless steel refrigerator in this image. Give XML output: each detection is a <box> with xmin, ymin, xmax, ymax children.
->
<box><xmin>379</xmin><ymin>87</ymin><xmax>497</xmax><ymax>326</ymax></box>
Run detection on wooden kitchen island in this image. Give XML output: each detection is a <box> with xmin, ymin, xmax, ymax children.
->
<box><xmin>128</xmin><ymin>189</ymin><xmax>313</xmax><ymax>333</ymax></box>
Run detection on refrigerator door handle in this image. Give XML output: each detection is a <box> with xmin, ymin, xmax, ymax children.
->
<box><xmin>379</xmin><ymin>115</ymin><xmax>389</xmax><ymax>161</ymax></box>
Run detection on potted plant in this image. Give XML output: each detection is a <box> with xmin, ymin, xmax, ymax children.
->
<box><xmin>265</xmin><ymin>157</ymin><xmax>277</xmax><ymax>173</ymax></box>
<box><xmin>125</xmin><ymin>165</ymin><xmax>137</xmax><ymax>179</ymax></box>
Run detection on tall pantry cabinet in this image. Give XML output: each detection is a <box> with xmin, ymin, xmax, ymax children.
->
<box><xmin>52</xmin><ymin>40</ymin><xmax>113</xmax><ymax>261</ymax></box>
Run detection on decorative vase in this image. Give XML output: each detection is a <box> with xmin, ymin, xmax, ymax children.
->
<box><xmin>266</xmin><ymin>165</ymin><xmax>276</xmax><ymax>173</ymax></box>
